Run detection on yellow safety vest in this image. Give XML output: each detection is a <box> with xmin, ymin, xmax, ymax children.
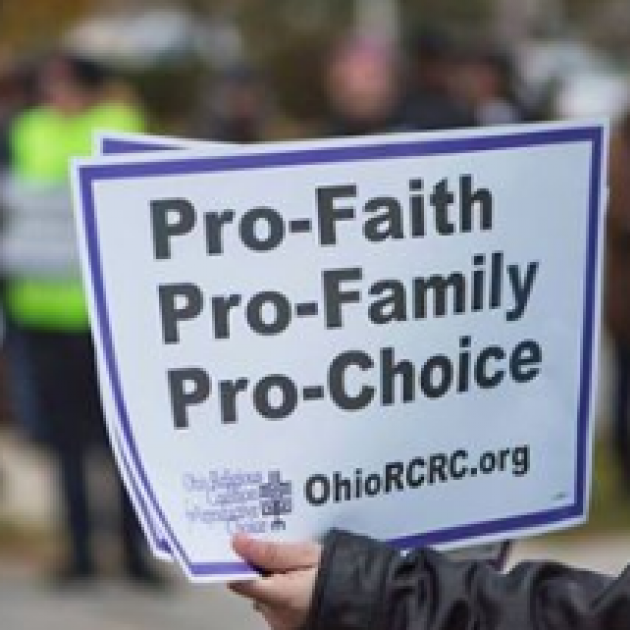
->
<box><xmin>5</xmin><ymin>101</ymin><xmax>144</xmax><ymax>330</ymax></box>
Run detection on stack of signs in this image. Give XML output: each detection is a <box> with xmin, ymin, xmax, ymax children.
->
<box><xmin>70</xmin><ymin>121</ymin><xmax>608</xmax><ymax>582</ymax></box>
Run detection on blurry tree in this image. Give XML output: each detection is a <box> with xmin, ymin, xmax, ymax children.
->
<box><xmin>1</xmin><ymin>0</ymin><xmax>626</xmax><ymax>132</ymax></box>
<box><xmin>401</xmin><ymin>0</ymin><xmax>493</xmax><ymax>32</ymax></box>
<box><xmin>0</xmin><ymin>0</ymin><xmax>96</xmax><ymax>56</ymax></box>
<box><xmin>2</xmin><ymin>0</ymin><xmax>628</xmax><ymax>61</ymax></box>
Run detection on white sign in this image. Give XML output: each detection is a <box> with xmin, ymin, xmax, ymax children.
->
<box><xmin>73</xmin><ymin>121</ymin><xmax>607</xmax><ymax>582</ymax></box>
<box><xmin>96</xmin><ymin>131</ymin><xmax>517</xmax><ymax>570</ymax></box>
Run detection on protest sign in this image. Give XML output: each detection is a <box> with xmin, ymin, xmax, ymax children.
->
<box><xmin>73</xmin><ymin>121</ymin><xmax>607</xmax><ymax>581</ymax></box>
<box><xmin>96</xmin><ymin>131</ymin><xmax>516</xmax><ymax>569</ymax></box>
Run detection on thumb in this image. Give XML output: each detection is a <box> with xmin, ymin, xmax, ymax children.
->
<box><xmin>232</xmin><ymin>534</ymin><xmax>321</xmax><ymax>572</ymax></box>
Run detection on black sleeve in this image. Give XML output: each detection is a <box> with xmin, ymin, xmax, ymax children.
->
<box><xmin>304</xmin><ymin>529</ymin><xmax>630</xmax><ymax>630</ymax></box>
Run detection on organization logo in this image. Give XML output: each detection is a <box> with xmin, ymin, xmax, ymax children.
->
<box><xmin>259</xmin><ymin>471</ymin><xmax>293</xmax><ymax>530</ymax></box>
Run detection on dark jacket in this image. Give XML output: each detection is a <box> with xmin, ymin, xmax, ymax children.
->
<box><xmin>305</xmin><ymin>530</ymin><xmax>630</xmax><ymax>630</ymax></box>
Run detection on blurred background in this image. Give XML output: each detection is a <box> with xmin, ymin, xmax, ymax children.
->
<box><xmin>1</xmin><ymin>0</ymin><xmax>630</xmax><ymax>628</ymax></box>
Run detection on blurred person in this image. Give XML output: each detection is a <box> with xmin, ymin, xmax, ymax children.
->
<box><xmin>0</xmin><ymin>51</ymin><xmax>161</xmax><ymax>585</ymax></box>
<box><xmin>606</xmin><ymin>110</ymin><xmax>630</xmax><ymax>494</ymax></box>
<box><xmin>193</xmin><ymin>63</ymin><xmax>274</xmax><ymax>143</ymax></box>
<box><xmin>401</xmin><ymin>27</ymin><xmax>474</xmax><ymax>131</ymax></box>
<box><xmin>323</xmin><ymin>33</ymin><xmax>405</xmax><ymax>137</ymax></box>
<box><xmin>455</xmin><ymin>43</ymin><xmax>527</xmax><ymax>127</ymax></box>
<box><xmin>0</xmin><ymin>57</ymin><xmax>36</xmax><ymax>501</ymax></box>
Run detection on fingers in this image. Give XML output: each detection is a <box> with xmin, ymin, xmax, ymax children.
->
<box><xmin>232</xmin><ymin>534</ymin><xmax>321</xmax><ymax>572</ymax></box>
<box><xmin>229</xmin><ymin>565</ymin><xmax>318</xmax><ymax>610</ymax></box>
<box><xmin>229</xmin><ymin>576</ymin><xmax>277</xmax><ymax>604</ymax></box>
<box><xmin>229</xmin><ymin>535</ymin><xmax>321</xmax><ymax>609</ymax></box>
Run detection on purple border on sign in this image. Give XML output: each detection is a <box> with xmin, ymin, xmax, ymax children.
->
<box><xmin>101</xmin><ymin>138</ymin><xmax>177</xmax><ymax>154</ymax></box>
<box><xmin>114</xmin><ymin>432</ymin><xmax>171</xmax><ymax>555</ymax></box>
<box><xmin>102</xmin><ymin>137</ymin><xmax>175</xmax><ymax>556</ymax></box>
<box><xmin>78</xmin><ymin>126</ymin><xmax>603</xmax><ymax>577</ymax></box>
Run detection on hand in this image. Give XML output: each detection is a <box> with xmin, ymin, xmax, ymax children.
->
<box><xmin>229</xmin><ymin>533</ymin><xmax>322</xmax><ymax>630</ymax></box>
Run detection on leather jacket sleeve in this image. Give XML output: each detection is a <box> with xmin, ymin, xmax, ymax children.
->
<box><xmin>304</xmin><ymin>529</ymin><xmax>630</xmax><ymax>630</ymax></box>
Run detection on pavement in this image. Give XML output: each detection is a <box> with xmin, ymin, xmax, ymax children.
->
<box><xmin>0</xmin><ymin>562</ymin><xmax>265</xmax><ymax>630</ymax></box>
<box><xmin>0</xmin><ymin>535</ymin><xmax>627</xmax><ymax>630</ymax></box>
